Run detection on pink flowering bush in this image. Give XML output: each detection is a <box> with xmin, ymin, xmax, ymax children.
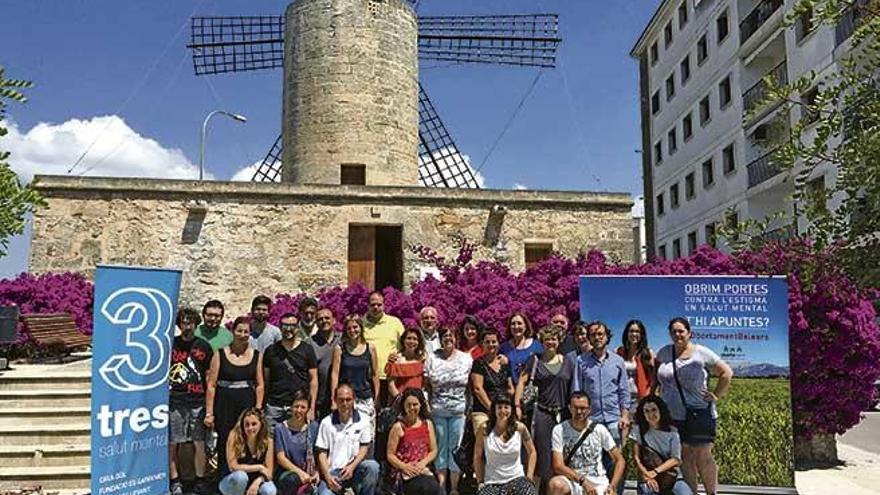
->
<box><xmin>2</xmin><ymin>239</ymin><xmax>878</xmax><ymax>441</ymax></box>
<box><xmin>0</xmin><ymin>272</ymin><xmax>94</xmax><ymax>346</ymax></box>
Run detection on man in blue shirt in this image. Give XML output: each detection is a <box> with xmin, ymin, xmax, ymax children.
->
<box><xmin>574</xmin><ymin>321</ymin><xmax>630</xmax><ymax>495</ymax></box>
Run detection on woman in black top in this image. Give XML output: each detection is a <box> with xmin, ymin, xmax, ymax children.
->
<box><xmin>330</xmin><ymin>315</ymin><xmax>380</xmax><ymax>420</ymax></box>
<box><xmin>206</xmin><ymin>317</ymin><xmax>265</xmax><ymax>475</ymax></box>
<box><xmin>470</xmin><ymin>328</ymin><xmax>514</xmax><ymax>435</ymax></box>
<box><xmin>219</xmin><ymin>407</ymin><xmax>277</xmax><ymax>495</ymax></box>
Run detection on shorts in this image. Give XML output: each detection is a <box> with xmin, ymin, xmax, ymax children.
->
<box><xmin>560</xmin><ymin>476</ymin><xmax>608</xmax><ymax>495</ymax></box>
<box><xmin>673</xmin><ymin>418</ymin><xmax>717</xmax><ymax>445</ymax></box>
<box><xmin>169</xmin><ymin>402</ymin><xmax>207</xmax><ymax>443</ymax></box>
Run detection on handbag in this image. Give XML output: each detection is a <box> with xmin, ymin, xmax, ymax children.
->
<box><xmin>637</xmin><ymin>429</ymin><xmax>678</xmax><ymax>493</ymax></box>
<box><xmin>521</xmin><ymin>355</ymin><xmax>540</xmax><ymax>409</ymax></box>
<box><xmin>671</xmin><ymin>347</ymin><xmax>715</xmax><ymax>443</ymax></box>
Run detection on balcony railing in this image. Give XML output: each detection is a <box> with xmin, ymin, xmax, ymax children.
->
<box><xmin>740</xmin><ymin>0</ymin><xmax>784</xmax><ymax>45</ymax></box>
<box><xmin>747</xmin><ymin>148</ymin><xmax>783</xmax><ymax>188</ymax></box>
<box><xmin>742</xmin><ymin>61</ymin><xmax>788</xmax><ymax>116</ymax></box>
<box><xmin>755</xmin><ymin>224</ymin><xmax>797</xmax><ymax>243</ymax></box>
<box><xmin>836</xmin><ymin>0</ymin><xmax>871</xmax><ymax>47</ymax></box>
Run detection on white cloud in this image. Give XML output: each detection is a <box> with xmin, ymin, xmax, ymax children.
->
<box><xmin>2</xmin><ymin>115</ymin><xmax>204</xmax><ymax>182</ymax></box>
<box><xmin>418</xmin><ymin>147</ymin><xmax>485</xmax><ymax>188</ymax></box>
<box><xmin>231</xmin><ymin>160</ymin><xmax>263</xmax><ymax>182</ymax></box>
<box><xmin>513</xmin><ymin>183</ymin><xmax>528</xmax><ymax>190</ymax></box>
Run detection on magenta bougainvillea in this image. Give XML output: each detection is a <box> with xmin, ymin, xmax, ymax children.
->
<box><xmin>2</xmin><ymin>240</ymin><xmax>878</xmax><ymax>440</ymax></box>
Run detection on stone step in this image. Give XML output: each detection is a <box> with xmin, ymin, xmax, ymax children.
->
<box><xmin>0</xmin><ymin>465</ymin><xmax>90</xmax><ymax>491</ymax></box>
<box><xmin>0</xmin><ymin>406</ymin><xmax>90</xmax><ymax>426</ymax></box>
<box><xmin>0</xmin><ymin>444</ymin><xmax>91</xmax><ymax>468</ymax></box>
<box><xmin>0</xmin><ymin>389</ymin><xmax>91</xmax><ymax>408</ymax></box>
<box><xmin>0</xmin><ymin>423</ymin><xmax>91</xmax><ymax>447</ymax></box>
<box><xmin>0</xmin><ymin>372</ymin><xmax>91</xmax><ymax>391</ymax></box>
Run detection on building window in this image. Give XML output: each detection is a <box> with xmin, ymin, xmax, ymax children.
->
<box><xmin>685</xmin><ymin>172</ymin><xmax>696</xmax><ymax>199</ymax></box>
<box><xmin>702</xmin><ymin>158</ymin><xmax>715</xmax><ymax>187</ymax></box>
<box><xmin>654</xmin><ymin>141</ymin><xmax>663</xmax><ymax>166</ymax></box>
<box><xmin>652</xmin><ymin>90</ymin><xmax>661</xmax><ymax>115</ymax></box>
<box><xmin>723</xmin><ymin>144</ymin><xmax>736</xmax><ymax>174</ymax></box>
<box><xmin>697</xmin><ymin>33</ymin><xmax>709</xmax><ymax>64</ymax></box>
<box><xmin>524</xmin><ymin>243</ymin><xmax>553</xmax><ymax>269</ymax></box>
<box><xmin>699</xmin><ymin>95</ymin><xmax>711</xmax><ymax>125</ymax></box>
<box><xmin>650</xmin><ymin>41</ymin><xmax>659</xmax><ymax>65</ymax></box>
<box><xmin>666</xmin><ymin>74</ymin><xmax>676</xmax><ymax>101</ymax></box>
<box><xmin>671</xmin><ymin>183</ymin><xmax>680</xmax><ymax>209</ymax></box>
<box><xmin>716</xmin><ymin>10</ymin><xmax>729</xmax><ymax>43</ymax></box>
<box><xmin>687</xmin><ymin>231</ymin><xmax>697</xmax><ymax>254</ymax></box>
<box><xmin>657</xmin><ymin>193</ymin><xmax>666</xmax><ymax>216</ymax></box>
<box><xmin>678</xmin><ymin>1</ymin><xmax>689</xmax><ymax>28</ymax></box>
<box><xmin>683</xmin><ymin>113</ymin><xmax>693</xmax><ymax>140</ymax></box>
<box><xmin>657</xmin><ymin>244</ymin><xmax>667</xmax><ymax>260</ymax></box>
<box><xmin>796</xmin><ymin>7</ymin><xmax>815</xmax><ymax>42</ymax></box>
<box><xmin>802</xmin><ymin>86</ymin><xmax>820</xmax><ymax>124</ymax></box>
<box><xmin>340</xmin><ymin>164</ymin><xmax>366</xmax><ymax>185</ymax></box>
<box><xmin>719</xmin><ymin>75</ymin><xmax>732</xmax><ymax>108</ymax></box>
<box><xmin>680</xmin><ymin>55</ymin><xmax>691</xmax><ymax>84</ymax></box>
<box><xmin>705</xmin><ymin>223</ymin><xmax>717</xmax><ymax>247</ymax></box>
<box><xmin>672</xmin><ymin>238</ymin><xmax>682</xmax><ymax>258</ymax></box>
<box><xmin>665</xmin><ymin>22</ymin><xmax>674</xmax><ymax>47</ymax></box>
<box><xmin>668</xmin><ymin>128</ymin><xmax>678</xmax><ymax>154</ymax></box>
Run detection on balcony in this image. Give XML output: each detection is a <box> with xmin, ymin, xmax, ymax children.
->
<box><xmin>740</xmin><ymin>0</ymin><xmax>784</xmax><ymax>45</ymax></box>
<box><xmin>742</xmin><ymin>61</ymin><xmax>787</xmax><ymax>120</ymax></box>
<box><xmin>836</xmin><ymin>0</ymin><xmax>872</xmax><ymax>47</ymax></box>
<box><xmin>747</xmin><ymin>148</ymin><xmax>783</xmax><ymax>188</ymax></box>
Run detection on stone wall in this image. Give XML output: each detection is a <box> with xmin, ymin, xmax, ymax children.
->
<box><xmin>283</xmin><ymin>0</ymin><xmax>419</xmax><ymax>186</ymax></box>
<box><xmin>30</xmin><ymin>176</ymin><xmax>633</xmax><ymax>315</ymax></box>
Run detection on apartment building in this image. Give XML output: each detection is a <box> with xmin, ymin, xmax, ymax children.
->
<box><xmin>631</xmin><ymin>0</ymin><xmax>862</xmax><ymax>259</ymax></box>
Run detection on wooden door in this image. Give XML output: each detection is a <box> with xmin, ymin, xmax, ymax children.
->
<box><xmin>348</xmin><ymin>226</ymin><xmax>376</xmax><ymax>289</ymax></box>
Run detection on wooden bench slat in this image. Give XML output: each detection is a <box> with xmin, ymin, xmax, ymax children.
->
<box><xmin>20</xmin><ymin>313</ymin><xmax>91</xmax><ymax>353</ymax></box>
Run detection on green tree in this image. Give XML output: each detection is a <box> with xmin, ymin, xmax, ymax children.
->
<box><xmin>0</xmin><ymin>66</ymin><xmax>44</xmax><ymax>258</ymax></box>
<box><xmin>751</xmin><ymin>0</ymin><xmax>880</xmax><ymax>288</ymax></box>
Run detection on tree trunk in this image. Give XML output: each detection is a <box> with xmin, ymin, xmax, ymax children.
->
<box><xmin>794</xmin><ymin>433</ymin><xmax>839</xmax><ymax>468</ymax></box>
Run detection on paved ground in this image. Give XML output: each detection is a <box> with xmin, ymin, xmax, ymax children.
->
<box><xmin>795</xmin><ymin>412</ymin><xmax>880</xmax><ymax>495</ymax></box>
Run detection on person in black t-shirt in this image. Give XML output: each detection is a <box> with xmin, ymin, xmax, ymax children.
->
<box><xmin>264</xmin><ymin>312</ymin><xmax>319</xmax><ymax>426</ymax></box>
<box><xmin>169</xmin><ymin>307</ymin><xmax>214</xmax><ymax>495</ymax></box>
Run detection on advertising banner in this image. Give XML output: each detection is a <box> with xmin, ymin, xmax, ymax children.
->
<box><xmin>579</xmin><ymin>275</ymin><xmax>795</xmax><ymax>490</ymax></box>
<box><xmin>91</xmin><ymin>265</ymin><xmax>182</xmax><ymax>495</ymax></box>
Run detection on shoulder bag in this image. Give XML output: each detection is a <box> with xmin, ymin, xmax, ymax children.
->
<box><xmin>671</xmin><ymin>346</ymin><xmax>715</xmax><ymax>443</ymax></box>
<box><xmin>636</xmin><ymin>429</ymin><xmax>678</xmax><ymax>493</ymax></box>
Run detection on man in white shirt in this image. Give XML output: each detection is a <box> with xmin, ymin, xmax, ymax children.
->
<box><xmin>419</xmin><ymin>306</ymin><xmax>441</xmax><ymax>354</ymax></box>
<box><xmin>315</xmin><ymin>384</ymin><xmax>380</xmax><ymax>495</ymax></box>
<box><xmin>548</xmin><ymin>392</ymin><xmax>625</xmax><ymax>495</ymax></box>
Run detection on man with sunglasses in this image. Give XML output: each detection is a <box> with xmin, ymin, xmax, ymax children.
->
<box><xmin>264</xmin><ymin>312</ymin><xmax>319</xmax><ymax>425</ymax></box>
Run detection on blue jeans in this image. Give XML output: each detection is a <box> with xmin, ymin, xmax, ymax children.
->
<box><xmin>600</xmin><ymin>422</ymin><xmax>623</xmax><ymax>495</ymax></box>
<box><xmin>433</xmin><ymin>411</ymin><xmax>465</xmax><ymax>472</ymax></box>
<box><xmin>637</xmin><ymin>479</ymin><xmax>693</xmax><ymax>495</ymax></box>
<box><xmin>219</xmin><ymin>471</ymin><xmax>278</xmax><ymax>495</ymax></box>
<box><xmin>315</xmin><ymin>460</ymin><xmax>380</xmax><ymax>495</ymax></box>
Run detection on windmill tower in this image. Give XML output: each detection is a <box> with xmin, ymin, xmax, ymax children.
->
<box><xmin>187</xmin><ymin>0</ymin><xmax>561</xmax><ymax>188</ymax></box>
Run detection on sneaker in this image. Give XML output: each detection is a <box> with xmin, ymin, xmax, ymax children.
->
<box><xmin>192</xmin><ymin>479</ymin><xmax>214</xmax><ymax>495</ymax></box>
<box><xmin>170</xmin><ymin>480</ymin><xmax>184</xmax><ymax>495</ymax></box>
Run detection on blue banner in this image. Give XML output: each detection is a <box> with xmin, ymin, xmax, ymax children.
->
<box><xmin>579</xmin><ymin>275</ymin><xmax>795</xmax><ymax>488</ymax></box>
<box><xmin>91</xmin><ymin>265</ymin><xmax>182</xmax><ymax>495</ymax></box>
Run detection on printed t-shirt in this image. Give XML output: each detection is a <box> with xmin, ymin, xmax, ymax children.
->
<box><xmin>169</xmin><ymin>335</ymin><xmax>214</xmax><ymax>406</ymax></box>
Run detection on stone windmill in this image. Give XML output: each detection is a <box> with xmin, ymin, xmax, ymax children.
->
<box><xmin>186</xmin><ymin>0</ymin><xmax>560</xmax><ymax>188</ymax></box>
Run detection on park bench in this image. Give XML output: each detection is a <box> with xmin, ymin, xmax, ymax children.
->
<box><xmin>21</xmin><ymin>312</ymin><xmax>91</xmax><ymax>357</ymax></box>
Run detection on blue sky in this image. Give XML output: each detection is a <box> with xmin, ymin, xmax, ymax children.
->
<box><xmin>0</xmin><ymin>0</ymin><xmax>659</xmax><ymax>277</ymax></box>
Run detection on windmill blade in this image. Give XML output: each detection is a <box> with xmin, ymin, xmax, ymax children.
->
<box><xmin>418</xmin><ymin>14</ymin><xmax>560</xmax><ymax>68</ymax></box>
<box><xmin>187</xmin><ymin>16</ymin><xmax>284</xmax><ymax>75</ymax></box>
<box><xmin>418</xmin><ymin>84</ymin><xmax>481</xmax><ymax>189</ymax></box>
<box><xmin>251</xmin><ymin>135</ymin><xmax>283</xmax><ymax>182</ymax></box>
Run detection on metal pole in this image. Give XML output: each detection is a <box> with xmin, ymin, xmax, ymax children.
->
<box><xmin>199</xmin><ymin>110</ymin><xmax>247</xmax><ymax>181</ymax></box>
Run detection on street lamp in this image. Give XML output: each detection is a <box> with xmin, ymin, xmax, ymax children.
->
<box><xmin>199</xmin><ymin>110</ymin><xmax>247</xmax><ymax>180</ymax></box>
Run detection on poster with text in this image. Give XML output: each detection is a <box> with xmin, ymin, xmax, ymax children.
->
<box><xmin>579</xmin><ymin>275</ymin><xmax>795</xmax><ymax>490</ymax></box>
<box><xmin>91</xmin><ymin>265</ymin><xmax>182</xmax><ymax>495</ymax></box>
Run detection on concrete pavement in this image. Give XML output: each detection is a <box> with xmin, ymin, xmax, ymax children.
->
<box><xmin>795</xmin><ymin>412</ymin><xmax>880</xmax><ymax>495</ymax></box>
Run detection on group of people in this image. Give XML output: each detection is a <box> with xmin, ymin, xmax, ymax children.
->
<box><xmin>168</xmin><ymin>291</ymin><xmax>734</xmax><ymax>495</ymax></box>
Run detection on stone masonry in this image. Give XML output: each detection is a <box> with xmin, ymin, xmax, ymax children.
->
<box><xmin>283</xmin><ymin>0</ymin><xmax>419</xmax><ymax>185</ymax></box>
<box><xmin>30</xmin><ymin>176</ymin><xmax>633</xmax><ymax>316</ymax></box>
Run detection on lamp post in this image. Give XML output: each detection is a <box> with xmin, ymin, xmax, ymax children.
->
<box><xmin>199</xmin><ymin>110</ymin><xmax>247</xmax><ymax>180</ymax></box>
